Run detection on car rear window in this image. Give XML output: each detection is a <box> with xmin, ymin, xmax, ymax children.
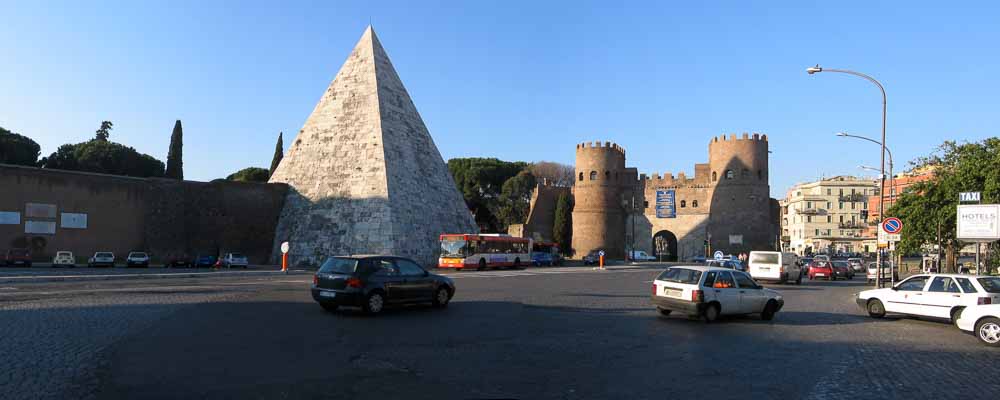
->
<box><xmin>131</xmin><ymin>252</ymin><xmax>147</xmax><ymax>257</ymax></box>
<box><xmin>833</xmin><ymin>261</ymin><xmax>848</xmax><ymax>267</ymax></box>
<box><xmin>230</xmin><ymin>253</ymin><xmax>244</xmax><ymax>258</ymax></box>
<box><xmin>657</xmin><ymin>268</ymin><xmax>702</xmax><ymax>285</ymax></box>
<box><xmin>977</xmin><ymin>277</ymin><xmax>1000</xmax><ymax>293</ymax></box>
<box><xmin>97</xmin><ymin>252</ymin><xmax>113</xmax><ymax>257</ymax></box>
<box><xmin>750</xmin><ymin>253</ymin><xmax>779</xmax><ymax>264</ymax></box>
<box><xmin>318</xmin><ymin>257</ymin><xmax>359</xmax><ymax>274</ymax></box>
<box><xmin>955</xmin><ymin>277</ymin><xmax>978</xmax><ymax>294</ymax></box>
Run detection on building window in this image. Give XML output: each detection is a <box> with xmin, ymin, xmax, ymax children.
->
<box><xmin>851</xmin><ymin>202</ymin><xmax>856</xmax><ymax>209</ymax></box>
<box><xmin>827</xmin><ymin>216</ymin><xmax>832</xmax><ymax>223</ymax></box>
<box><xmin>725</xmin><ymin>170</ymin><xmax>734</xmax><ymax>179</ymax></box>
<box><xmin>826</xmin><ymin>202</ymin><xmax>831</xmax><ymax>209</ymax></box>
<box><xmin>839</xmin><ymin>215</ymin><xmax>844</xmax><ymax>223</ymax></box>
<box><xmin>579</xmin><ymin>172</ymin><xmax>584</xmax><ymax>181</ymax></box>
<box><xmin>692</xmin><ymin>200</ymin><xmax>698</xmax><ymax>208</ymax></box>
<box><xmin>712</xmin><ymin>171</ymin><xmax>717</xmax><ymax>181</ymax></box>
<box><xmin>680</xmin><ymin>200</ymin><xmax>687</xmax><ymax>208</ymax></box>
<box><xmin>852</xmin><ymin>215</ymin><xmax>857</xmax><ymax>223</ymax></box>
<box><xmin>807</xmin><ymin>201</ymin><xmax>812</xmax><ymax>208</ymax></box>
<box><xmin>807</xmin><ymin>216</ymin><xmax>812</xmax><ymax>223</ymax></box>
<box><xmin>839</xmin><ymin>202</ymin><xmax>844</xmax><ymax>209</ymax></box>
<box><xmin>827</xmin><ymin>189</ymin><xmax>831</xmax><ymax>195</ymax></box>
<box><xmin>815</xmin><ymin>229</ymin><xmax>819</xmax><ymax>236</ymax></box>
<box><xmin>839</xmin><ymin>189</ymin><xmax>844</xmax><ymax>195</ymax></box>
<box><xmin>826</xmin><ymin>229</ymin><xmax>832</xmax><ymax>236</ymax></box>
<box><xmin>605</xmin><ymin>171</ymin><xmax>610</xmax><ymax>180</ymax></box>
<box><xmin>758</xmin><ymin>169</ymin><xmax>762</xmax><ymax>180</ymax></box>
<box><xmin>643</xmin><ymin>201</ymin><xmax>649</xmax><ymax>208</ymax></box>
<box><xmin>589</xmin><ymin>171</ymin><xmax>597</xmax><ymax>180</ymax></box>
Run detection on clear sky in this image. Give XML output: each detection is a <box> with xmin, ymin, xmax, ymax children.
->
<box><xmin>2</xmin><ymin>1</ymin><xmax>998</xmax><ymax>197</ymax></box>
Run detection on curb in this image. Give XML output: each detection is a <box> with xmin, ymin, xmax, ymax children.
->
<box><xmin>0</xmin><ymin>270</ymin><xmax>310</xmax><ymax>284</ymax></box>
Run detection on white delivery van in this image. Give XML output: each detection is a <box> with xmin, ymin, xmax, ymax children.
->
<box><xmin>748</xmin><ymin>251</ymin><xmax>801</xmax><ymax>284</ymax></box>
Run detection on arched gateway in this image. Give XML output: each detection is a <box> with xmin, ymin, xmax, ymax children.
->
<box><xmin>652</xmin><ymin>230</ymin><xmax>678</xmax><ymax>262</ymax></box>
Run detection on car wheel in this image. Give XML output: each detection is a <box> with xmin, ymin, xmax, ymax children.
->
<box><xmin>477</xmin><ymin>259</ymin><xmax>487</xmax><ymax>271</ymax></box>
<box><xmin>703</xmin><ymin>304</ymin><xmax>720</xmax><ymax>323</ymax></box>
<box><xmin>951</xmin><ymin>307</ymin><xmax>965</xmax><ymax>327</ymax></box>
<box><xmin>657</xmin><ymin>307</ymin><xmax>672</xmax><ymax>316</ymax></box>
<box><xmin>432</xmin><ymin>286</ymin><xmax>451</xmax><ymax>308</ymax></box>
<box><xmin>320</xmin><ymin>303</ymin><xmax>339</xmax><ymax>313</ymax></box>
<box><xmin>867</xmin><ymin>299</ymin><xmax>886</xmax><ymax>318</ymax></box>
<box><xmin>975</xmin><ymin>317</ymin><xmax>1000</xmax><ymax>347</ymax></box>
<box><xmin>761</xmin><ymin>300</ymin><xmax>777</xmax><ymax>321</ymax></box>
<box><xmin>363</xmin><ymin>292</ymin><xmax>385</xmax><ymax>315</ymax></box>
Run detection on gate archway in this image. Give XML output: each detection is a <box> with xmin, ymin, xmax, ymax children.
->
<box><xmin>652</xmin><ymin>230</ymin><xmax>678</xmax><ymax>262</ymax></box>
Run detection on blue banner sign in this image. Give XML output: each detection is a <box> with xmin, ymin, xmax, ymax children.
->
<box><xmin>655</xmin><ymin>189</ymin><xmax>676</xmax><ymax>218</ymax></box>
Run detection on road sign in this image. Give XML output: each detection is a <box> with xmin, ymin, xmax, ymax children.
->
<box><xmin>280</xmin><ymin>241</ymin><xmax>290</xmax><ymax>254</ymax></box>
<box><xmin>598</xmin><ymin>250</ymin><xmax>605</xmax><ymax>257</ymax></box>
<box><xmin>881</xmin><ymin>217</ymin><xmax>902</xmax><ymax>234</ymax></box>
<box><xmin>959</xmin><ymin>192</ymin><xmax>981</xmax><ymax>203</ymax></box>
<box><xmin>878</xmin><ymin>230</ymin><xmax>901</xmax><ymax>244</ymax></box>
<box><xmin>713</xmin><ymin>251</ymin><xmax>724</xmax><ymax>261</ymax></box>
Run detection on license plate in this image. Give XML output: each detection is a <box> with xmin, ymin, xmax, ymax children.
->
<box><xmin>758</xmin><ymin>267</ymin><xmax>769</xmax><ymax>270</ymax></box>
<box><xmin>664</xmin><ymin>288</ymin><xmax>681</xmax><ymax>297</ymax></box>
<box><xmin>815</xmin><ymin>273</ymin><xmax>825</xmax><ymax>277</ymax></box>
<box><xmin>319</xmin><ymin>291</ymin><xmax>336</xmax><ymax>298</ymax></box>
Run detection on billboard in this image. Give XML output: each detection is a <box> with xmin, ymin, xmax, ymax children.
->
<box><xmin>957</xmin><ymin>204</ymin><xmax>1000</xmax><ymax>241</ymax></box>
<box><xmin>655</xmin><ymin>189</ymin><xmax>676</xmax><ymax>218</ymax></box>
<box><xmin>25</xmin><ymin>220</ymin><xmax>56</xmax><ymax>235</ymax></box>
<box><xmin>0</xmin><ymin>211</ymin><xmax>19</xmax><ymax>225</ymax></box>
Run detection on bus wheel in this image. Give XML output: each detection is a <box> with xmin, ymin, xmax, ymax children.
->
<box><xmin>477</xmin><ymin>259</ymin><xmax>487</xmax><ymax>271</ymax></box>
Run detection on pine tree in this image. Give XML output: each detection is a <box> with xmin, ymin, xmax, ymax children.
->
<box><xmin>552</xmin><ymin>192</ymin><xmax>574</xmax><ymax>256</ymax></box>
<box><xmin>95</xmin><ymin>121</ymin><xmax>113</xmax><ymax>141</ymax></box>
<box><xmin>165</xmin><ymin>120</ymin><xmax>184</xmax><ymax>179</ymax></box>
<box><xmin>269</xmin><ymin>131</ymin><xmax>284</xmax><ymax>177</ymax></box>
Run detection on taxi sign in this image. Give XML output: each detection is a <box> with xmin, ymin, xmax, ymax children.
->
<box><xmin>713</xmin><ymin>251</ymin><xmax>725</xmax><ymax>261</ymax></box>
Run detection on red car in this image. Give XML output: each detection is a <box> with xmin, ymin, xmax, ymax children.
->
<box><xmin>830</xmin><ymin>261</ymin><xmax>854</xmax><ymax>280</ymax></box>
<box><xmin>808</xmin><ymin>261</ymin><xmax>834</xmax><ymax>280</ymax></box>
<box><xmin>5</xmin><ymin>248</ymin><xmax>32</xmax><ymax>267</ymax></box>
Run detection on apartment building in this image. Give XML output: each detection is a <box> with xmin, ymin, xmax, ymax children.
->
<box><xmin>780</xmin><ymin>176</ymin><xmax>879</xmax><ymax>255</ymax></box>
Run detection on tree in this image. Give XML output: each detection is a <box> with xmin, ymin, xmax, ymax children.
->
<box><xmin>226</xmin><ymin>167</ymin><xmax>270</xmax><ymax>183</ymax></box>
<box><xmin>496</xmin><ymin>170</ymin><xmax>537</xmax><ymax>229</ymax></box>
<box><xmin>39</xmin><ymin>140</ymin><xmax>165</xmax><ymax>177</ymax></box>
<box><xmin>447</xmin><ymin>157</ymin><xmax>529</xmax><ymax>232</ymax></box>
<box><xmin>95</xmin><ymin>121</ymin><xmax>113</xmax><ymax>141</ymax></box>
<box><xmin>553</xmin><ymin>191</ymin><xmax>574</xmax><ymax>256</ymax></box>
<box><xmin>269</xmin><ymin>131</ymin><xmax>284</xmax><ymax>177</ymax></box>
<box><xmin>531</xmin><ymin>161</ymin><xmax>575</xmax><ymax>187</ymax></box>
<box><xmin>165</xmin><ymin>120</ymin><xmax>184</xmax><ymax>179</ymax></box>
<box><xmin>0</xmin><ymin>126</ymin><xmax>41</xmax><ymax>166</ymax></box>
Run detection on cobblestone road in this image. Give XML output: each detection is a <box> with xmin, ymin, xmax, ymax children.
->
<box><xmin>0</xmin><ymin>267</ymin><xmax>996</xmax><ymax>399</ymax></box>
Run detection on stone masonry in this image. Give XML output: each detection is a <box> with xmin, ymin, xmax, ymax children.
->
<box><xmin>269</xmin><ymin>26</ymin><xmax>477</xmax><ymax>267</ymax></box>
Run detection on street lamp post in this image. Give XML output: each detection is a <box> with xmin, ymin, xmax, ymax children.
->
<box><xmin>808</xmin><ymin>65</ymin><xmax>888</xmax><ymax>288</ymax></box>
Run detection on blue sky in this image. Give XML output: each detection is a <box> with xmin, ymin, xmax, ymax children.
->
<box><xmin>2</xmin><ymin>1</ymin><xmax>998</xmax><ymax>197</ymax></box>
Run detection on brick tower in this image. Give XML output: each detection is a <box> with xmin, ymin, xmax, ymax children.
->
<box><xmin>269</xmin><ymin>26</ymin><xmax>477</xmax><ymax>267</ymax></box>
<box><xmin>572</xmin><ymin>141</ymin><xmax>628</xmax><ymax>258</ymax></box>
<box><xmin>706</xmin><ymin>133</ymin><xmax>771</xmax><ymax>254</ymax></box>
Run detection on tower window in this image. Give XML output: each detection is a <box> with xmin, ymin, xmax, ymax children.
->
<box><xmin>725</xmin><ymin>170</ymin><xmax>734</xmax><ymax>179</ymax></box>
<box><xmin>579</xmin><ymin>172</ymin><xmax>584</xmax><ymax>181</ymax></box>
<box><xmin>712</xmin><ymin>171</ymin><xmax>717</xmax><ymax>181</ymax></box>
<box><xmin>692</xmin><ymin>200</ymin><xmax>698</xmax><ymax>208</ymax></box>
<box><xmin>758</xmin><ymin>169</ymin><xmax>762</xmax><ymax>180</ymax></box>
<box><xmin>605</xmin><ymin>171</ymin><xmax>610</xmax><ymax>180</ymax></box>
<box><xmin>680</xmin><ymin>200</ymin><xmax>687</xmax><ymax>208</ymax></box>
<box><xmin>590</xmin><ymin>171</ymin><xmax>597</xmax><ymax>180</ymax></box>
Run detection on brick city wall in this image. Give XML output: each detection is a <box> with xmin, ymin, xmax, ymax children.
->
<box><xmin>0</xmin><ymin>164</ymin><xmax>287</xmax><ymax>264</ymax></box>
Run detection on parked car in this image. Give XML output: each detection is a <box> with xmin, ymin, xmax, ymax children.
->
<box><xmin>831</xmin><ymin>261</ymin><xmax>854</xmax><ymax>280</ymax></box>
<box><xmin>195</xmin><ymin>254</ymin><xmax>218</xmax><ymax>268</ymax></box>
<box><xmin>582</xmin><ymin>249</ymin><xmax>603</xmax><ymax>265</ymax></box>
<box><xmin>221</xmin><ymin>253</ymin><xmax>249</xmax><ymax>268</ymax></box>
<box><xmin>52</xmin><ymin>251</ymin><xmax>75</xmax><ymax>267</ymax></box>
<box><xmin>857</xmin><ymin>275</ymin><xmax>1000</xmax><ymax>325</ymax></box>
<box><xmin>88</xmin><ymin>252</ymin><xmax>115</xmax><ymax>268</ymax></box>
<box><xmin>847</xmin><ymin>258</ymin><xmax>865</xmax><ymax>272</ymax></box>
<box><xmin>5</xmin><ymin>248</ymin><xmax>32</xmax><ymax>267</ymax></box>
<box><xmin>813</xmin><ymin>255</ymin><xmax>830</xmax><ymax>262</ymax></box>
<box><xmin>808</xmin><ymin>261</ymin><xmax>835</xmax><ymax>280</ymax></box>
<box><xmin>311</xmin><ymin>255</ymin><xmax>455</xmax><ymax>315</ymax></box>
<box><xmin>866</xmin><ymin>262</ymin><xmax>898</xmax><ymax>283</ymax></box>
<box><xmin>531</xmin><ymin>251</ymin><xmax>555</xmax><ymax>267</ymax></box>
<box><xmin>651</xmin><ymin>265</ymin><xmax>784</xmax><ymax>322</ymax></box>
<box><xmin>126</xmin><ymin>251</ymin><xmax>150</xmax><ymax>268</ymax></box>
<box><xmin>165</xmin><ymin>256</ymin><xmax>191</xmax><ymax>268</ymax></box>
<box><xmin>629</xmin><ymin>250</ymin><xmax>656</xmax><ymax>261</ymax></box>
<box><xmin>748</xmin><ymin>251</ymin><xmax>801</xmax><ymax>284</ymax></box>
<box><xmin>955</xmin><ymin>304</ymin><xmax>1000</xmax><ymax>347</ymax></box>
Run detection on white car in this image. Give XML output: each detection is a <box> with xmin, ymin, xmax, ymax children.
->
<box><xmin>857</xmin><ymin>274</ymin><xmax>1000</xmax><ymax>323</ymax></box>
<box><xmin>88</xmin><ymin>252</ymin><xmax>115</xmax><ymax>268</ymax></box>
<box><xmin>866</xmin><ymin>262</ymin><xmax>898</xmax><ymax>283</ymax></box>
<box><xmin>747</xmin><ymin>251</ymin><xmax>801</xmax><ymax>284</ymax></box>
<box><xmin>52</xmin><ymin>251</ymin><xmax>76</xmax><ymax>267</ymax></box>
<box><xmin>222</xmin><ymin>252</ymin><xmax>249</xmax><ymax>268</ymax></box>
<box><xmin>955</xmin><ymin>304</ymin><xmax>1000</xmax><ymax>346</ymax></box>
<box><xmin>629</xmin><ymin>250</ymin><xmax>656</xmax><ymax>262</ymax></box>
<box><xmin>126</xmin><ymin>251</ymin><xmax>150</xmax><ymax>268</ymax></box>
<box><xmin>651</xmin><ymin>265</ymin><xmax>784</xmax><ymax>322</ymax></box>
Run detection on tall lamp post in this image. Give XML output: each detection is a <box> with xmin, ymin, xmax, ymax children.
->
<box><xmin>808</xmin><ymin>65</ymin><xmax>888</xmax><ymax>288</ymax></box>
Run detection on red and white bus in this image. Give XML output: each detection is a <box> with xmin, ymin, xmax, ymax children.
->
<box><xmin>439</xmin><ymin>234</ymin><xmax>532</xmax><ymax>270</ymax></box>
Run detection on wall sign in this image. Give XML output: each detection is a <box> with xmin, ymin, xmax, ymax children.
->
<box><xmin>0</xmin><ymin>211</ymin><xmax>20</xmax><ymax>225</ymax></box>
<box><xmin>655</xmin><ymin>189</ymin><xmax>676</xmax><ymax>218</ymax></box>
<box><xmin>61</xmin><ymin>213</ymin><xmax>88</xmax><ymax>229</ymax></box>
<box><xmin>25</xmin><ymin>220</ymin><xmax>56</xmax><ymax>235</ymax></box>
<box><xmin>957</xmin><ymin>204</ymin><xmax>1000</xmax><ymax>241</ymax></box>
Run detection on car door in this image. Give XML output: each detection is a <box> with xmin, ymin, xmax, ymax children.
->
<box><xmin>886</xmin><ymin>276</ymin><xmax>930</xmax><ymax>315</ymax></box>
<box><xmin>923</xmin><ymin>277</ymin><xmax>963</xmax><ymax>319</ymax></box>
<box><xmin>708</xmin><ymin>271</ymin><xmax>741</xmax><ymax>315</ymax></box>
<box><xmin>395</xmin><ymin>258</ymin><xmax>435</xmax><ymax>302</ymax></box>
<box><xmin>733</xmin><ymin>271</ymin><xmax>767</xmax><ymax>313</ymax></box>
<box><xmin>372</xmin><ymin>258</ymin><xmax>405</xmax><ymax>303</ymax></box>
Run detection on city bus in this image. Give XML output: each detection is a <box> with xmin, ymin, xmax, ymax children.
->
<box><xmin>439</xmin><ymin>234</ymin><xmax>532</xmax><ymax>270</ymax></box>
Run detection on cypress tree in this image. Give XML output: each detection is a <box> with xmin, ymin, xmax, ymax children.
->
<box><xmin>269</xmin><ymin>131</ymin><xmax>284</xmax><ymax>177</ymax></box>
<box><xmin>552</xmin><ymin>192</ymin><xmax>574</xmax><ymax>256</ymax></box>
<box><xmin>165</xmin><ymin>120</ymin><xmax>183</xmax><ymax>179</ymax></box>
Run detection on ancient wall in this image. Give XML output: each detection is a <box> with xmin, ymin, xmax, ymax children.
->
<box><xmin>0</xmin><ymin>164</ymin><xmax>286</xmax><ymax>264</ymax></box>
<box><xmin>518</xmin><ymin>182</ymin><xmax>571</xmax><ymax>242</ymax></box>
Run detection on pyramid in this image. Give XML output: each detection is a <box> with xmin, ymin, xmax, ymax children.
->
<box><xmin>269</xmin><ymin>26</ymin><xmax>477</xmax><ymax>267</ymax></box>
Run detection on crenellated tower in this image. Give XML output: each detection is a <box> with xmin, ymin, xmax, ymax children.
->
<box><xmin>572</xmin><ymin>141</ymin><xmax>628</xmax><ymax>258</ymax></box>
<box><xmin>706</xmin><ymin>133</ymin><xmax>772</xmax><ymax>253</ymax></box>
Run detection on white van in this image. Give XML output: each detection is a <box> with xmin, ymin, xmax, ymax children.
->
<box><xmin>748</xmin><ymin>251</ymin><xmax>801</xmax><ymax>284</ymax></box>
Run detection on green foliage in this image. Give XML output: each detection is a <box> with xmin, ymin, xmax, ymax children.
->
<box><xmin>269</xmin><ymin>132</ymin><xmax>284</xmax><ymax>177</ymax></box>
<box><xmin>495</xmin><ymin>170</ymin><xmax>537</xmax><ymax>229</ymax></box>
<box><xmin>888</xmin><ymin>138</ymin><xmax>1000</xmax><ymax>272</ymax></box>
<box><xmin>553</xmin><ymin>192</ymin><xmax>574</xmax><ymax>256</ymax></box>
<box><xmin>447</xmin><ymin>157</ymin><xmax>530</xmax><ymax>232</ymax></box>
<box><xmin>39</xmin><ymin>140</ymin><xmax>165</xmax><ymax>177</ymax></box>
<box><xmin>165</xmin><ymin>120</ymin><xmax>184</xmax><ymax>179</ymax></box>
<box><xmin>226</xmin><ymin>167</ymin><xmax>270</xmax><ymax>183</ymax></box>
<box><xmin>0</xmin><ymin>126</ymin><xmax>41</xmax><ymax>166</ymax></box>
<box><xmin>95</xmin><ymin>121</ymin><xmax>113</xmax><ymax>141</ymax></box>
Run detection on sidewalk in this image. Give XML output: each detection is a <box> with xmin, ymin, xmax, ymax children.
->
<box><xmin>0</xmin><ymin>266</ymin><xmax>307</xmax><ymax>284</ymax></box>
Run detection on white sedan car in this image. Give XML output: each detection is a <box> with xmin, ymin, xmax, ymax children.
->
<box><xmin>652</xmin><ymin>265</ymin><xmax>784</xmax><ymax>322</ymax></box>
<box><xmin>955</xmin><ymin>304</ymin><xmax>1000</xmax><ymax>346</ymax></box>
<box><xmin>857</xmin><ymin>274</ymin><xmax>1000</xmax><ymax>323</ymax></box>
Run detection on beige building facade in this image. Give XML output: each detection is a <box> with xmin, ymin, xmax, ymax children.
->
<box><xmin>780</xmin><ymin>176</ymin><xmax>878</xmax><ymax>255</ymax></box>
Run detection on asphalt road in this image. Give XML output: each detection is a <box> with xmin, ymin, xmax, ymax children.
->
<box><xmin>1</xmin><ymin>264</ymin><xmax>997</xmax><ymax>400</ymax></box>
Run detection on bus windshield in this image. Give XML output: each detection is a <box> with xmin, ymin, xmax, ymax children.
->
<box><xmin>440</xmin><ymin>238</ymin><xmax>467</xmax><ymax>257</ymax></box>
